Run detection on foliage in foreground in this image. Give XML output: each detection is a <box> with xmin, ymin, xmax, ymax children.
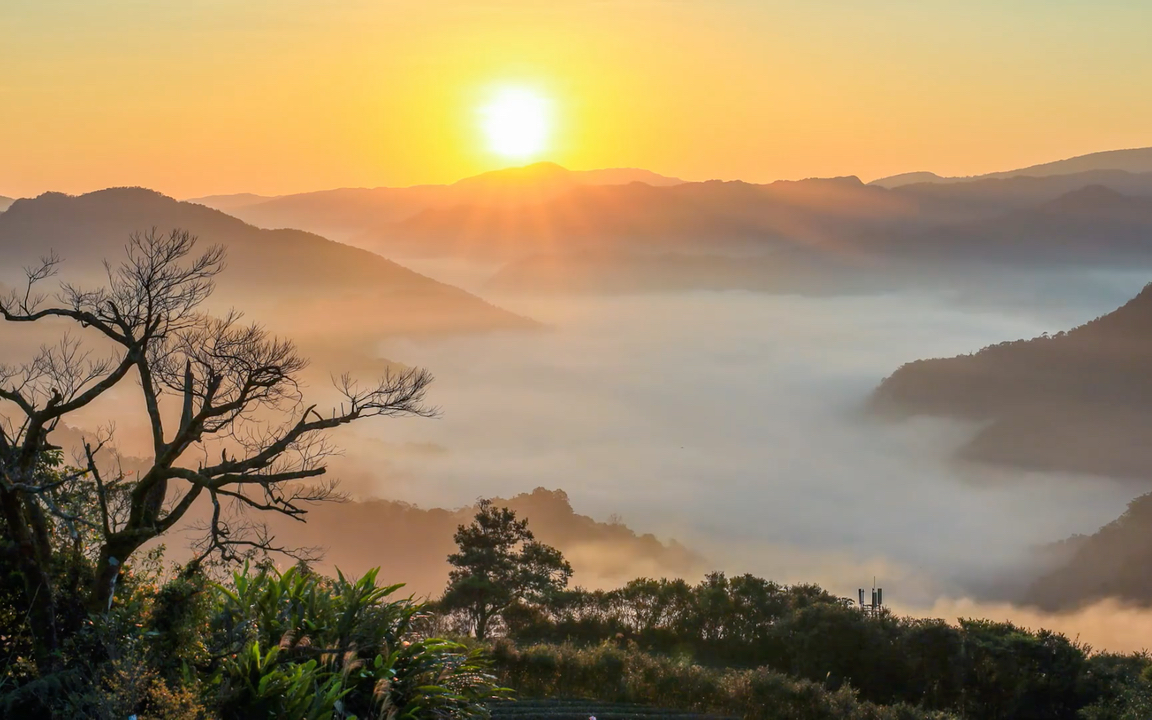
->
<box><xmin>487</xmin><ymin>640</ymin><xmax>955</xmax><ymax>720</ymax></box>
<box><xmin>1</xmin><ymin>560</ymin><xmax>507</xmax><ymax>719</ymax></box>
<box><xmin>494</xmin><ymin>572</ymin><xmax>1152</xmax><ymax>720</ymax></box>
<box><xmin>0</xmin><ymin>229</ymin><xmax>433</xmax><ymax>675</ymax></box>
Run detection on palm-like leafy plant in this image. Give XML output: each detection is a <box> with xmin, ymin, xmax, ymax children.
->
<box><xmin>210</xmin><ymin>563</ymin><xmax>508</xmax><ymax>719</ymax></box>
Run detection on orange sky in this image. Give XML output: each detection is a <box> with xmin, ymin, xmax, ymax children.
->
<box><xmin>3</xmin><ymin>0</ymin><xmax>1152</xmax><ymax>198</ymax></box>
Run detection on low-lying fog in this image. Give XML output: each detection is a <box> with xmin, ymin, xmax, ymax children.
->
<box><xmin>13</xmin><ymin>254</ymin><xmax>1152</xmax><ymax>649</ymax></box>
<box><xmin>342</xmin><ymin>264</ymin><xmax>1151</xmax><ymax>610</ymax></box>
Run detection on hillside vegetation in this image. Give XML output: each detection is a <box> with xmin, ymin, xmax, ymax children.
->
<box><xmin>871</xmin><ymin>283</ymin><xmax>1152</xmax><ymax>480</ymax></box>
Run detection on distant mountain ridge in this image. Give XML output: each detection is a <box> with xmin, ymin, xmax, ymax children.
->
<box><xmin>0</xmin><ymin>187</ymin><xmax>534</xmax><ymax>338</ymax></box>
<box><xmin>361</xmin><ymin>179</ymin><xmax>1152</xmax><ymax>298</ymax></box>
<box><xmin>180</xmin><ymin>151</ymin><xmax>1152</xmax><ymax>296</ymax></box>
<box><xmin>871</xmin><ymin>147</ymin><xmax>1152</xmax><ymax>188</ymax></box>
<box><xmin>1023</xmin><ymin>492</ymin><xmax>1152</xmax><ymax>609</ymax></box>
<box><xmin>0</xmin><ymin>196</ymin><xmax>13</xmax><ymax>213</ymax></box>
<box><xmin>868</xmin><ymin>172</ymin><xmax>945</xmax><ymax>189</ymax></box>
<box><xmin>265</xmin><ymin>487</ymin><xmax>706</xmax><ymax>596</ymax></box>
<box><xmin>889</xmin><ymin>170</ymin><xmax>1152</xmax><ymax>218</ymax></box>
<box><xmin>450</xmin><ymin>162</ymin><xmax>683</xmax><ymax>191</ymax></box>
<box><xmin>185</xmin><ymin>191</ymin><xmax>277</xmax><ymax>209</ymax></box>
<box><xmin>869</xmin><ymin>283</ymin><xmax>1152</xmax><ymax>480</ymax></box>
<box><xmin>191</xmin><ymin>162</ymin><xmax>684</xmax><ymax>239</ymax></box>
<box><xmin>883</xmin><ymin>184</ymin><xmax>1152</xmax><ymax>266</ymax></box>
<box><xmin>66</xmin><ymin>147</ymin><xmax>1152</xmax><ymax>298</ymax></box>
<box><xmin>981</xmin><ymin>147</ymin><xmax>1152</xmax><ymax>180</ymax></box>
<box><xmin>358</xmin><ymin>175</ymin><xmax>935</xmax><ymax>261</ymax></box>
<box><xmin>484</xmin><ymin>250</ymin><xmax>880</xmax><ymax>296</ymax></box>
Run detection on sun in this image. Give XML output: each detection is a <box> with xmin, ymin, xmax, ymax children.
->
<box><xmin>479</xmin><ymin>86</ymin><xmax>552</xmax><ymax>160</ymax></box>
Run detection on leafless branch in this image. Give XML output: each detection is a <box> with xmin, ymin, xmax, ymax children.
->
<box><xmin>0</xmin><ymin>227</ymin><xmax>434</xmax><ymax>616</ymax></box>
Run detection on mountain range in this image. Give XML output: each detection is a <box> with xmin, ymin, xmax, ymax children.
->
<box><xmin>1022</xmin><ymin>491</ymin><xmax>1152</xmax><ymax>609</ymax></box>
<box><xmin>10</xmin><ymin>149</ymin><xmax>1152</xmax><ymax>610</ymax></box>
<box><xmin>184</xmin><ymin>192</ymin><xmax>276</xmax><ymax>209</ymax></box>
<box><xmin>484</xmin><ymin>249</ymin><xmax>881</xmax><ymax>296</ymax></box>
<box><xmin>382</xmin><ymin>170</ymin><xmax>1152</xmax><ymax>263</ymax></box>
<box><xmin>888</xmin><ymin>170</ymin><xmax>1152</xmax><ymax>218</ymax></box>
<box><xmin>880</xmin><ymin>184</ymin><xmax>1152</xmax><ymax>267</ymax></box>
<box><xmin>172</xmin><ymin>149</ymin><xmax>1152</xmax><ymax>298</ymax></box>
<box><xmin>353</xmin><ymin>176</ymin><xmax>917</xmax><ymax>264</ymax></box>
<box><xmin>7</xmin><ymin>148</ymin><xmax>1152</xmax><ymax>306</ymax></box>
<box><xmin>256</xmin><ymin>487</ymin><xmax>705</xmax><ymax>597</ymax></box>
<box><xmin>0</xmin><ymin>196</ymin><xmax>13</xmax><ymax>213</ymax></box>
<box><xmin>869</xmin><ymin>283</ymin><xmax>1152</xmax><ymax>481</ymax></box>
<box><xmin>870</xmin><ymin>147</ymin><xmax>1152</xmax><ymax>188</ymax></box>
<box><xmin>452</xmin><ymin>179</ymin><xmax>1152</xmax><ymax>296</ymax></box>
<box><xmin>190</xmin><ymin>163</ymin><xmax>683</xmax><ymax>241</ymax></box>
<box><xmin>0</xmin><ymin>188</ymin><xmax>534</xmax><ymax>378</ymax></box>
<box><xmin>867</xmin><ymin>278</ymin><xmax>1152</xmax><ymax>608</ymax></box>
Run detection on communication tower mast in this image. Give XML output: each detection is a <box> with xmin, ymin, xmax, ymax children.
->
<box><xmin>857</xmin><ymin>579</ymin><xmax>884</xmax><ymax>617</ymax></box>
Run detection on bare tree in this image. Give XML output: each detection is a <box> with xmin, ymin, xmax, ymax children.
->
<box><xmin>0</xmin><ymin>229</ymin><xmax>434</xmax><ymax>672</ymax></box>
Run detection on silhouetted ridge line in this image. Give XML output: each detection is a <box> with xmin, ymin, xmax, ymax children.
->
<box><xmin>871</xmin><ymin>146</ymin><xmax>1152</xmax><ymax>187</ymax></box>
<box><xmin>0</xmin><ymin>186</ymin><xmax>536</xmax><ymax>336</ymax></box>
<box><xmin>1024</xmin><ymin>491</ymin><xmax>1152</xmax><ymax>609</ymax></box>
<box><xmin>870</xmin><ymin>283</ymin><xmax>1152</xmax><ymax>479</ymax></box>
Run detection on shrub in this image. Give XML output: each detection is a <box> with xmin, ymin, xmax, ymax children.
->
<box><xmin>1</xmin><ymin>561</ymin><xmax>508</xmax><ymax>719</ymax></box>
<box><xmin>207</xmin><ymin>563</ymin><xmax>509</xmax><ymax>719</ymax></box>
<box><xmin>487</xmin><ymin>640</ymin><xmax>955</xmax><ymax>720</ymax></box>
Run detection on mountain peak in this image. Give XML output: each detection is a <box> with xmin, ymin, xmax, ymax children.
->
<box><xmin>0</xmin><ymin>183</ymin><xmax>534</xmax><ymax>336</ymax></box>
<box><xmin>995</xmin><ymin>146</ymin><xmax>1152</xmax><ymax>180</ymax></box>
<box><xmin>870</xmin><ymin>146</ymin><xmax>1152</xmax><ymax>187</ymax></box>
<box><xmin>5</xmin><ymin>188</ymin><xmax>152</xmax><ymax>217</ymax></box>
<box><xmin>869</xmin><ymin>171</ymin><xmax>945</xmax><ymax>188</ymax></box>
<box><xmin>452</xmin><ymin>161</ymin><xmax>572</xmax><ymax>188</ymax></box>
<box><xmin>1044</xmin><ymin>184</ymin><xmax>1129</xmax><ymax>212</ymax></box>
<box><xmin>819</xmin><ymin>175</ymin><xmax>865</xmax><ymax>186</ymax></box>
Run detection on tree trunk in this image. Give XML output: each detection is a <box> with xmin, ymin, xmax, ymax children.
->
<box><xmin>0</xmin><ymin>488</ymin><xmax>60</xmax><ymax>674</ymax></box>
<box><xmin>90</xmin><ymin>539</ymin><xmax>141</xmax><ymax>613</ymax></box>
<box><xmin>476</xmin><ymin>608</ymin><xmax>489</xmax><ymax>640</ymax></box>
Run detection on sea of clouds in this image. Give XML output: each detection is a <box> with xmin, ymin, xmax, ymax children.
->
<box><xmin>343</xmin><ymin>266</ymin><xmax>1150</xmax><ymax>616</ymax></box>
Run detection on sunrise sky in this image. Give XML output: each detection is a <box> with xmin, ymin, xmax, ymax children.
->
<box><xmin>4</xmin><ymin>0</ymin><xmax>1152</xmax><ymax>198</ymax></box>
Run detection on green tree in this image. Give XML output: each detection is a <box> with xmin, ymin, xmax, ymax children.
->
<box><xmin>0</xmin><ymin>229</ymin><xmax>433</xmax><ymax>674</ymax></box>
<box><xmin>440</xmin><ymin>499</ymin><xmax>572</xmax><ymax>639</ymax></box>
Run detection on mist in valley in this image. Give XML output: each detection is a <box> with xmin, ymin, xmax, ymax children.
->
<box><xmin>323</xmin><ymin>266</ymin><xmax>1151</xmax><ymax>622</ymax></box>
<box><xmin>7</xmin><ymin>206</ymin><xmax>1152</xmax><ymax>651</ymax></box>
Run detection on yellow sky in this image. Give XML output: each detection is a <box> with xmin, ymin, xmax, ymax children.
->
<box><xmin>3</xmin><ymin>0</ymin><xmax>1152</xmax><ymax>198</ymax></box>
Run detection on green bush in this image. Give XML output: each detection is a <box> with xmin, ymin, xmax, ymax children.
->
<box><xmin>1</xmin><ymin>560</ymin><xmax>508</xmax><ymax>719</ymax></box>
<box><xmin>487</xmin><ymin>640</ymin><xmax>955</xmax><ymax>720</ymax></box>
<box><xmin>207</xmin><ymin>563</ymin><xmax>510</xmax><ymax>719</ymax></box>
<box><xmin>500</xmin><ymin>573</ymin><xmax>1140</xmax><ymax>719</ymax></box>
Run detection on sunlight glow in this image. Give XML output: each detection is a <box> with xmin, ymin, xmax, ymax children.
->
<box><xmin>479</xmin><ymin>87</ymin><xmax>552</xmax><ymax>160</ymax></box>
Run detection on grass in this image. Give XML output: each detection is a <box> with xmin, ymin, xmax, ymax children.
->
<box><xmin>490</xmin><ymin>698</ymin><xmax>738</xmax><ymax>720</ymax></box>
